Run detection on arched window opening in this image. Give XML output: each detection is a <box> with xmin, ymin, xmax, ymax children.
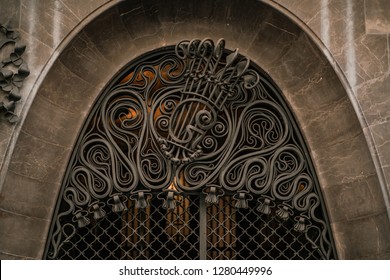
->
<box><xmin>44</xmin><ymin>39</ymin><xmax>337</xmax><ymax>260</ymax></box>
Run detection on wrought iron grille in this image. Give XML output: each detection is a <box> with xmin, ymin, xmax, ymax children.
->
<box><xmin>44</xmin><ymin>38</ymin><xmax>337</xmax><ymax>260</ymax></box>
<box><xmin>207</xmin><ymin>196</ymin><xmax>324</xmax><ymax>259</ymax></box>
<box><xmin>54</xmin><ymin>194</ymin><xmax>201</xmax><ymax>260</ymax></box>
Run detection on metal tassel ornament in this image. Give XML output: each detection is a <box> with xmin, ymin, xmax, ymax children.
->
<box><xmin>161</xmin><ymin>191</ymin><xmax>177</xmax><ymax>211</ymax></box>
<box><xmin>74</xmin><ymin>211</ymin><xmax>90</xmax><ymax>228</ymax></box>
<box><xmin>130</xmin><ymin>191</ymin><xmax>152</xmax><ymax>209</ymax></box>
<box><xmin>234</xmin><ymin>192</ymin><xmax>253</xmax><ymax>209</ymax></box>
<box><xmin>110</xmin><ymin>194</ymin><xmax>127</xmax><ymax>213</ymax></box>
<box><xmin>203</xmin><ymin>185</ymin><xmax>224</xmax><ymax>204</ymax></box>
<box><xmin>90</xmin><ymin>202</ymin><xmax>106</xmax><ymax>220</ymax></box>
<box><xmin>257</xmin><ymin>196</ymin><xmax>274</xmax><ymax>215</ymax></box>
<box><xmin>276</xmin><ymin>204</ymin><xmax>293</xmax><ymax>221</ymax></box>
<box><xmin>294</xmin><ymin>216</ymin><xmax>307</xmax><ymax>233</ymax></box>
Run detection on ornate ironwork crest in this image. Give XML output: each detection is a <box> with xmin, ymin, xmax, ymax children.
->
<box><xmin>156</xmin><ymin>39</ymin><xmax>258</xmax><ymax>166</ymax></box>
<box><xmin>45</xmin><ymin>38</ymin><xmax>336</xmax><ymax>260</ymax></box>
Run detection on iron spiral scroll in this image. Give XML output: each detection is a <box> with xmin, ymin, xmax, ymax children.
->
<box><xmin>45</xmin><ymin>38</ymin><xmax>336</xmax><ymax>260</ymax></box>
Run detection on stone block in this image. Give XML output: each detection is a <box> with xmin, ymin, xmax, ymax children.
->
<box><xmin>323</xmin><ymin>175</ymin><xmax>386</xmax><ymax>223</ymax></box>
<box><xmin>264</xmin><ymin>32</ymin><xmax>326</xmax><ymax>94</ymax></box>
<box><xmin>356</xmin><ymin>73</ymin><xmax>390</xmax><ymax>127</ymax></box>
<box><xmin>61</xmin><ymin>0</ymin><xmax>110</xmax><ymax>20</ymax></box>
<box><xmin>0</xmin><ymin>209</ymin><xmax>49</xmax><ymax>259</ymax></box>
<box><xmin>59</xmin><ymin>30</ymin><xmax>116</xmax><ymax>88</ymax></box>
<box><xmin>23</xmin><ymin>94</ymin><xmax>82</xmax><ymax>148</ymax></box>
<box><xmin>370</xmin><ymin>121</ymin><xmax>390</xmax><ymax>167</ymax></box>
<box><xmin>8</xmin><ymin>130</ymin><xmax>70</xmax><ymax>183</ymax></box>
<box><xmin>38</xmin><ymin>60</ymin><xmax>99</xmax><ymax>113</ymax></box>
<box><xmin>312</xmin><ymin>132</ymin><xmax>377</xmax><ymax>188</ymax></box>
<box><xmin>334</xmin><ymin>34</ymin><xmax>388</xmax><ymax>87</ymax></box>
<box><xmin>0</xmin><ymin>170</ymin><xmax>59</xmax><ymax>220</ymax></box>
<box><xmin>0</xmin><ymin>251</ymin><xmax>31</xmax><ymax>260</ymax></box>
<box><xmin>20</xmin><ymin>0</ymin><xmax>79</xmax><ymax>48</ymax></box>
<box><xmin>0</xmin><ymin>0</ymin><xmax>20</xmax><ymax>27</ymax></box>
<box><xmin>83</xmin><ymin>6</ymin><xmax>137</xmax><ymax>66</ymax></box>
<box><xmin>332</xmin><ymin>211</ymin><xmax>390</xmax><ymax>259</ymax></box>
<box><xmin>298</xmin><ymin>96</ymin><xmax>362</xmax><ymax>149</ymax></box>
<box><xmin>365</xmin><ymin>0</ymin><xmax>390</xmax><ymax>34</ymax></box>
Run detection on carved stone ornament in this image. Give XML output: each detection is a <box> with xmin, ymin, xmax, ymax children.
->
<box><xmin>0</xmin><ymin>23</ymin><xmax>29</xmax><ymax>123</ymax></box>
<box><xmin>46</xmin><ymin>38</ymin><xmax>336</xmax><ymax>260</ymax></box>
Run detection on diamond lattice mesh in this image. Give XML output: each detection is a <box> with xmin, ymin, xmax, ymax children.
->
<box><xmin>54</xmin><ymin>194</ymin><xmax>321</xmax><ymax>260</ymax></box>
<box><xmin>56</xmin><ymin>195</ymin><xmax>200</xmax><ymax>260</ymax></box>
<box><xmin>207</xmin><ymin>196</ymin><xmax>322</xmax><ymax>260</ymax></box>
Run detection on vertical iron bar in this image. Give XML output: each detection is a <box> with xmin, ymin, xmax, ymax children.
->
<box><xmin>199</xmin><ymin>194</ymin><xmax>207</xmax><ymax>260</ymax></box>
<box><xmin>139</xmin><ymin>209</ymin><xmax>146</xmax><ymax>259</ymax></box>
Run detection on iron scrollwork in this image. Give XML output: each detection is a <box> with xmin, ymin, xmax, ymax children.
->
<box><xmin>0</xmin><ymin>23</ymin><xmax>29</xmax><ymax>123</ymax></box>
<box><xmin>46</xmin><ymin>38</ymin><xmax>336</xmax><ymax>259</ymax></box>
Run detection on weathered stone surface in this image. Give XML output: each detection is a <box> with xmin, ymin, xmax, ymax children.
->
<box><xmin>22</xmin><ymin>95</ymin><xmax>82</xmax><ymax>147</ymax></box>
<box><xmin>365</xmin><ymin>0</ymin><xmax>390</xmax><ymax>34</ymax></box>
<box><xmin>264</xmin><ymin>32</ymin><xmax>325</xmax><ymax>94</ymax></box>
<box><xmin>61</xmin><ymin>0</ymin><xmax>111</xmax><ymax>20</ymax></box>
<box><xmin>356</xmin><ymin>73</ymin><xmax>390</xmax><ymax>127</ymax></box>
<box><xmin>383</xmin><ymin>165</ymin><xmax>390</xmax><ymax>191</ymax></box>
<box><xmin>0</xmin><ymin>170</ymin><xmax>59</xmax><ymax>220</ymax></box>
<box><xmin>83</xmin><ymin>6</ymin><xmax>137</xmax><ymax>67</ymax></box>
<box><xmin>370</xmin><ymin>121</ymin><xmax>390</xmax><ymax>168</ymax></box>
<box><xmin>0</xmin><ymin>122</ymin><xmax>14</xmax><ymax>171</ymax></box>
<box><xmin>296</xmin><ymin>96</ymin><xmax>361</xmax><ymax>148</ymax></box>
<box><xmin>312</xmin><ymin>131</ymin><xmax>377</xmax><ymax>188</ymax></box>
<box><xmin>248</xmin><ymin>12</ymin><xmax>301</xmax><ymax>70</ymax></box>
<box><xmin>20</xmin><ymin>0</ymin><xmax>79</xmax><ymax>48</ymax></box>
<box><xmin>308</xmin><ymin>0</ymin><xmax>366</xmax><ymax>49</ymax></box>
<box><xmin>323</xmin><ymin>175</ymin><xmax>386</xmax><ymax>223</ymax></box>
<box><xmin>7</xmin><ymin>130</ymin><xmax>70</xmax><ymax>183</ymax></box>
<box><xmin>0</xmin><ymin>251</ymin><xmax>32</xmax><ymax>260</ymax></box>
<box><xmin>334</xmin><ymin>34</ymin><xmax>388</xmax><ymax>87</ymax></box>
<box><xmin>356</xmin><ymin>252</ymin><xmax>390</xmax><ymax>260</ymax></box>
<box><xmin>273</xmin><ymin>0</ymin><xmax>323</xmax><ymax>23</ymax></box>
<box><xmin>0</xmin><ymin>0</ymin><xmax>20</xmax><ymax>27</ymax></box>
<box><xmin>0</xmin><ymin>209</ymin><xmax>49</xmax><ymax>259</ymax></box>
<box><xmin>59</xmin><ymin>30</ymin><xmax>116</xmax><ymax>88</ymax></box>
<box><xmin>332</xmin><ymin>211</ymin><xmax>390</xmax><ymax>259</ymax></box>
<box><xmin>38</xmin><ymin>60</ymin><xmax>99</xmax><ymax>113</ymax></box>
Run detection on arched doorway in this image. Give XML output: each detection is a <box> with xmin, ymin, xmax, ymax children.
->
<box><xmin>1</xmin><ymin>0</ymin><xmax>388</xmax><ymax>260</ymax></box>
<box><xmin>44</xmin><ymin>39</ymin><xmax>336</xmax><ymax>260</ymax></box>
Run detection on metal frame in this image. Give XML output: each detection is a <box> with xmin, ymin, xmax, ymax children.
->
<box><xmin>44</xmin><ymin>38</ymin><xmax>337</xmax><ymax>260</ymax></box>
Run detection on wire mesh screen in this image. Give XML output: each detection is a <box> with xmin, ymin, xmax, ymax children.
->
<box><xmin>53</xmin><ymin>194</ymin><xmax>322</xmax><ymax>260</ymax></box>
<box><xmin>207</xmin><ymin>196</ymin><xmax>322</xmax><ymax>260</ymax></box>
<box><xmin>55</xmin><ymin>194</ymin><xmax>200</xmax><ymax>260</ymax></box>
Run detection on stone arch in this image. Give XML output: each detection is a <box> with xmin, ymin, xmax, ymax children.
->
<box><xmin>1</xmin><ymin>0</ymin><xmax>388</xmax><ymax>259</ymax></box>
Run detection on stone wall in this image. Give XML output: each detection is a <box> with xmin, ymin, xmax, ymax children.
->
<box><xmin>0</xmin><ymin>0</ymin><xmax>389</xmax><ymax>259</ymax></box>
